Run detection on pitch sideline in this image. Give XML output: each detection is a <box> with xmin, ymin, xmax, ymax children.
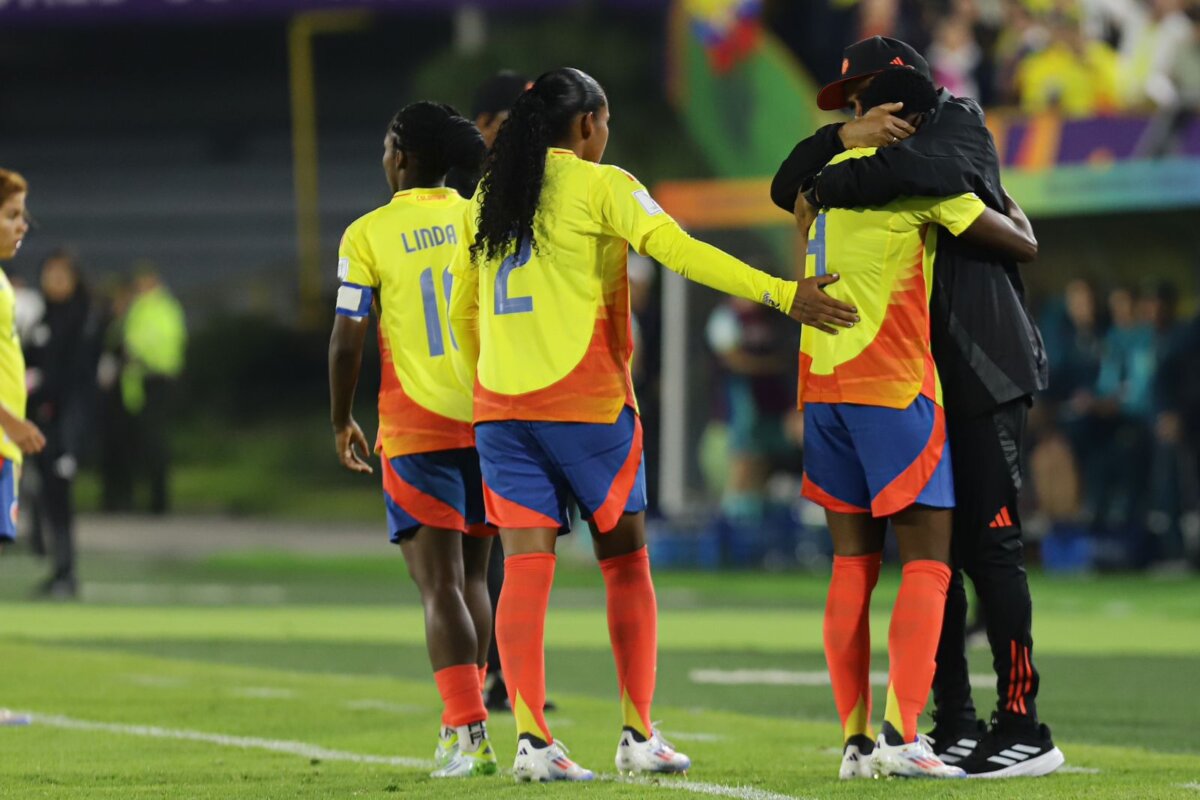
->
<box><xmin>26</xmin><ymin>712</ymin><xmax>812</xmax><ymax>800</ymax></box>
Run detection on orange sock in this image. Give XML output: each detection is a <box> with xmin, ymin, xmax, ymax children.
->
<box><xmin>599</xmin><ymin>546</ymin><xmax>657</xmax><ymax>739</ymax></box>
<box><xmin>496</xmin><ymin>552</ymin><xmax>555</xmax><ymax>743</ymax></box>
<box><xmin>884</xmin><ymin>560</ymin><xmax>951</xmax><ymax>743</ymax></box>
<box><xmin>478</xmin><ymin>664</ymin><xmax>488</xmax><ymax>692</ymax></box>
<box><xmin>823</xmin><ymin>553</ymin><xmax>882</xmax><ymax>743</ymax></box>
<box><xmin>434</xmin><ymin>664</ymin><xmax>487</xmax><ymax>728</ymax></box>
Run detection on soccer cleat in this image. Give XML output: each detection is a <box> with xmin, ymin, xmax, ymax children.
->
<box><xmin>433</xmin><ymin>725</ymin><xmax>458</xmax><ymax>770</ymax></box>
<box><xmin>0</xmin><ymin>709</ymin><xmax>30</xmax><ymax>726</ymax></box>
<box><xmin>615</xmin><ymin>726</ymin><xmax>691</xmax><ymax>775</ymax></box>
<box><xmin>838</xmin><ymin>734</ymin><xmax>875</xmax><ymax>779</ymax></box>
<box><xmin>926</xmin><ymin>718</ymin><xmax>987</xmax><ymax>765</ymax></box>
<box><xmin>430</xmin><ymin>722</ymin><xmax>498</xmax><ymax>778</ymax></box>
<box><xmin>512</xmin><ymin>735</ymin><xmax>594</xmax><ymax>782</ymax></box>
<box><xmin>872</xmin><ymin>729</ymin><xmax>967</xmax><ymax>779</ymax></box>
<box><xmin>956</xmin><ymin>715</ymin><xmax>1064</xmax><ymax>778</ymax></box>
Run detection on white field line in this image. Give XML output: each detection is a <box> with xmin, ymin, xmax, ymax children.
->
<box><xmin>342</xmin><ymin>699</ymin><xmax>429</xmax><ymax>715</ymax></box>
<box><xmin>27</xmin><ymin>712</ymin><xmax>814</xmax><ymax>800</ymax></box>
<box><xmin>690</xmin><ymin>669</ymin><xmax>993</xmax><ymax>687</ymax></box>
<box><xmin>229</xmin><ymin>687</ymin><xmax>297</xmax><ymax>699</ymax></box>
<box><xmin>1177</xmin><ymin>782</ymin><xmax>1200</xmax><ymax>791</ymax></box>
<box><xmin>1059</xmin><ymin>766</ymin><xmax>1103</xmax><ymax>775</ymax></box>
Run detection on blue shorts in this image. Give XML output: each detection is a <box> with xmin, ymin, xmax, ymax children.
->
<box><xmin>474</xmin><ymin>405</ymin><xmax>647</xmax><ymax>533</ymax></box>
<box><xmin>0</xmin><ymin>459</ymin><xmax>17</xmax><ymax>542</ymax></box>
<box><xmin>381</xmin><ymin>447</ymin><xmax>494</xmax><ymax>542</ymax></box>
<box><xmin>801</xmin><ymin>394</ymin><xmax>953</xmax><ymax>518</ymax></box>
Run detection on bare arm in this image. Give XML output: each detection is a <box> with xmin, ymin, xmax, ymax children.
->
<box><xmin>328</xmin><ymin>314</ymin><xmax>373</xmax><ymax>474</ymax></box>
<box><xmin>958</xmin><ymin>205</ymin><xmax>1038</xmax><ymax>263</ymax></box>
<box><xmin>0</xmin><ymin>403</ymin><xmax>45</xmax><ymax>454</ymax></box>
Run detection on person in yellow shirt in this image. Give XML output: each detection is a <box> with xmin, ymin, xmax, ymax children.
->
<box><xmin>0</xmin><ymin>168</ymin><xmax>47</xmax><ymax>727</ymax></box>
<box><xmin>327</xmin><ymin>103</ymin><xmax>497</xmax><ymax>779</ymax></box>
<box><xmin>1017</xmin><ymin>14</ymin><xmax>1120</xmax><ymax>117</ymax></box>
<box><xmin>448</xmin><ymin>67</ymin><xmax>809</xmax><ymax>782</ymax></box>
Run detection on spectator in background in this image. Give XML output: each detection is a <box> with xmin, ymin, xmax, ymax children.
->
<box><xmin>446</xmin><ymin>70</ymin><xmax>530</xmax><ymax>200</ymax></box>
<box><xmin>24</xmin><ymin>250</ymin><xmax>101</xmax><ymax>599</ymax></box>
<box><xmin>705</xmin><ymin>296</ymin><xmax>795</xmax><ymax>524</ymax></box>
<box><xmin>1117</xmin><ymin>0</ymin><xmax>1193</xmax><ymax>109</ymax></box>
<box><xmin>1043</xmin><ymin>278</ymin><xmax>1107</xmax><ymax>406</ymax></box>
<box><xmin>995</xmin><ymin>0</ymin><xmax>1051</xmax><ymax>104</ymax></box>
<box><xmin>1016</xmin><ymin>11</ymin><xmax>1119</xmax><ymax>116</ymax></box>
<box><xmin>122</xmin><ymin>264</ymin><xmax>186</xmax><ymax>515</ymax></box>
<box><xmin>929</xmin><ymin>14</ymin><xmax>983</xmax><ymax>99</ymax></box>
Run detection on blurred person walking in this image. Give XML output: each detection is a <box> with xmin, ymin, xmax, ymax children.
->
<box><xmin>0</xmin><ymin>168</ymin><xmax>47</xmax><ymax>726</ymax></box>
<box><xmin>25</xmin><ymin>250</ymin><xmax>101</xmax><ymax>599</ymax></box>
<box><xmin>122</xmin><ymin>264</ymin><xmax>186</xmax><ymax>514</ymax></box>
<box><xmin>97</xmin><ymin>280</ymin><xmax>135</xmax><ymax>512</ymax></box>
<box><xmin>771</xmin><ymin>36</ymin><xmax>1061</xmax><ymax>777</ymax></box>
<box><xmin>449</xmin><ymin>67</ymin><xmax>808</xmax><ymax>782</ymax></box>
<box><xmin>329</xmin><ymin>103</ymin><xmax>498</xmax><ymax>778</ymax></box>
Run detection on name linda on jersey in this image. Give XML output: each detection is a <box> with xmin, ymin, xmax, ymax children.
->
<box><xmin>402</xmin><ymin>224</ymin><xmax>458</xmax><ymax>254</ymax></box>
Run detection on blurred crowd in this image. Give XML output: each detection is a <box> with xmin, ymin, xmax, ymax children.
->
<box><xmin>13</xmin><ymin>251</ymin><xmax>186</xmax><ymax>598</ymax></box>
<box><xmin>792</xmin><ymin>0</ymin><xmax>1200</xmax><ymax>118</ymax></box>
<box><xmin>1031</xmin><ymin>279</ymin><xmax>1200</xmax><ymax>569</ymax></box>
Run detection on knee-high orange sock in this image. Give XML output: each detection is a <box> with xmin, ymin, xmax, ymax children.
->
<box><xmin>824</xmin><ymin>553</ymin><xmax>882</xmax><ymax>744</ymax></box>
<box><xmin>884</xmin><ymin>560</ymin><xmax>951</xmax><ymax>743</ymax></box>
<box><xmin>434</xmin><ymin>664</ymin><xmax>488</xmax><ymax>728</ymax></box>
<box><xmin>478</xmin><ymin>664</ymin><xmax>488</xmax><ymax>692</ymax></box>
<box><xmin>496</xmin><ymin>552</ymin><xmax>555</xmax><ymax>743</ymax></box>
<box><xmin>599</xmin><ymin>546</ymin><xmax>657</xmax><ymax>739</ymax></box>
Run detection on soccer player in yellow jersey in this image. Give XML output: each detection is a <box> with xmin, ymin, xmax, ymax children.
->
<box><xmin>791</xmin><ymin>68</ymin><xmax>1037</xmax><ymax>780</ymax></box>
<box><xmin>327</xmin><ymin>104</ymin><xmax>498</xmax><ymax>779</ymax></box>
<box><xmin>0</xmin><ymin>168</ymin><xmax>46</xmax><ymax>728</ymax></box>
<box><xmin>447</xmin><ymin>68</ymin><xmax>806</xmax><ymax>782</ymax></box>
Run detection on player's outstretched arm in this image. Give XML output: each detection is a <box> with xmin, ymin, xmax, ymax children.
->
<box><xmin>328</xmin><ymin>315</ymin><xmax>373</xmax><ymax>475</ymax></box>
<box><xmin>958</xmin><ymin>206</ymin><xmax>1038</xmax><ymax>263</ymax></box>
<box><xmin>0</xmin><ymin>404</ymin><xmax>45</xmax><ymax>455</ymax></box>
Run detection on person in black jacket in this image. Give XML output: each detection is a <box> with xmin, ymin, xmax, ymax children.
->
<box><xmin>772</xmin><ymin>36</ymin><xmax>1060</xmax><ymax>778</ymax></box>
<box><xmin>25</xmin><ymin>250</ymin><xmax>101</xmax><ymax>599</ymax></box>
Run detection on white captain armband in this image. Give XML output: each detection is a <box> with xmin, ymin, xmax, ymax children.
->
<box><xmin>335</xmin><ymin>283</ymin><xmax>373</xmax><ymax>319</ymax></box>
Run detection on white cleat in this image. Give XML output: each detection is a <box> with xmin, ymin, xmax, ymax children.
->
<box><xmin>839</xmin><ymin>735</ymin><xmax>875</xmax><ymax>779</ymax></box>
<box><xmin>430</xmin><ymin>722</ymin><xmax>498</xmax><ymax>778</ymax></box>
<box><xmin>433</xmin><ymin>725</ymin><xmax>458</xmax><ymax>770</ymax></box>
<box><xmin>615</xmin><ymin>727</ymin><xmax>692</xmax><ymax>775</ymax></box>
<box><xmin>873</xmin><ymin>734</ymin><xmax>967</xmax><ymax>779</ymax></box>
<box><xmin>512</xmin><ymin>737</ymin><xmax>594</xmax><ymax>783</ymax></box>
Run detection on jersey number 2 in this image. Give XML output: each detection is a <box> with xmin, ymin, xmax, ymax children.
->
<box><xmin>419</xmin><ymin>267</ymin><xmax>457</xmax><ymax>357</ymax></box>
<box><xmin>495</xmin><ymin>238</ymin><xmax>534</xmax><ymax>315</ymax></box>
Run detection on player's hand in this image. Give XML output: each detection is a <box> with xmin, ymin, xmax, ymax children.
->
<box><xmin>3</xmin><ymin>417</ymin><xmax>46</xmax><ymax>455</ymax></box>
<box><xmin>789</xmin><ymin>275</ymin><xmax>859</xmax><ymax>334</ymax></box>
<box><xmin>334</xmin><ymin>419</ymin><xmax>373</xmax><ymax>475</ymax></box>
<box><xmin>839</xmin><ymin>103</ymin><xmax>915</xmax><ymax>149</ymax></box>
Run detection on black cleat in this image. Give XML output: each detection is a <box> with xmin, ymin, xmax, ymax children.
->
<box><xmin>926</xmin><ymin>718</ymin><xmax>987</xmax><ymax>765</ymax></box>
<box><xmin>956</xmin><ymin>714</ymin><xmax>1064</xmax><ymax>778</ymax></box>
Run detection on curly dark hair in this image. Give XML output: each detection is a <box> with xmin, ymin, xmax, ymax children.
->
<box><xmin>858</xmin><ymin>66</ymin><xmax>939</xmax><ymax>118</ymax></box>
<box><xmin>388</xmin><ymin>102</ymin><xmax>486</xmax><ymax>186</ymax></box>
<box><xmin>471</xmin><ymin>68</ymin><xmax>607</xmax><ymax>264</ymax></box>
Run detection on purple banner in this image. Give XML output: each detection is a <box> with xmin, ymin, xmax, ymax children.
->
<box><xmin>0</xmin><ymin>0</ymin><xmax>666</xmax><ymax>27</ymax></box>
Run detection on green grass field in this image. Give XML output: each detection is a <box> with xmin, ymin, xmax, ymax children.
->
<box><xmin>1</xmin><ymin>549</ymin><xmax>1198</xmax><ymax>798</ymax></box>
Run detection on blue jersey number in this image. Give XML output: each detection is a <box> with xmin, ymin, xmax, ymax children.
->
<box><xmin>495</xmin><ymin>238</ymin><xmax>534</xmax><ymax>316</ymax></box>
<box><xmin>809</xmin><ymin>214</ymin><xmax>827</xmax><ymax>277</ymax></box>
<box><xmin>419</xmin><ymin>267</ymin><xmax>459</xmax><ymax>358</ymax></box>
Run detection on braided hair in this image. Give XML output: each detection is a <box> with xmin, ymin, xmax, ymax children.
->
<box><xmin>387</xmin><ymin>102</ymin><xmax>486</xmax><ymax>187</ymax></box>
<box><xmin>471</xmin><ymin>68</ymin><xmax>607</xmax><ymax>264</ymax></box>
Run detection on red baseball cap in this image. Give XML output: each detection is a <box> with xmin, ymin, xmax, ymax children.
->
<box><xmin>816</xmin><ymin>36</ymin><xmax>932</xmax><ymax>111</ymax></box>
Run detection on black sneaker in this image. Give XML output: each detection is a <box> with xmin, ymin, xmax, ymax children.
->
<box><xmin>957</xmin><ymin>714</ymin><xmax>1064</xmax><ymax>778</ymax></box>
<box><xmin>926</xmin><ymin>718</ymin><xmax>987</xmax><ymax>766</ymax></box>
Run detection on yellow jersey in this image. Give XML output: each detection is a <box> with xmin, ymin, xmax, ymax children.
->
<box><xmin>0</xmin><ymin>269</ymin><xmax>26</xmax><ymax>464</ymax></box>
<box><xmin>450</xmin><ymin>148</ymin><xmax>797</xmax><ymax>424</ymax></box>
<box><xmin>799</xmin><ymin>148</ymin><xmax>985</xmax><ymax>410</ymax></box>
<box><xmin>337</xmin><ymin>187</ymin><xmax>475</xmax><ymax>457</ymax></box>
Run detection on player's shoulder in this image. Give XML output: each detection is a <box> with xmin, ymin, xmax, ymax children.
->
<box><xmin>342</xmin><ymin>202</ymin><xmax>394</xmax><ymax>239</ymax></box>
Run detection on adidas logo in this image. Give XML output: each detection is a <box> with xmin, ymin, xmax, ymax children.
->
<box><xmin>988</xmin><ymin>507</ymin><xmax>1014</xmax><ymax>528</ymax></box>
<box><xmin>987</xmin><ymin>743</ymin><xmax>1044</xmax><ymax>767</ymax></box>
<box><xmin>891</xmin><ymin>56</ymin><xmax>905</xmax><ymax>66</ymax></box>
